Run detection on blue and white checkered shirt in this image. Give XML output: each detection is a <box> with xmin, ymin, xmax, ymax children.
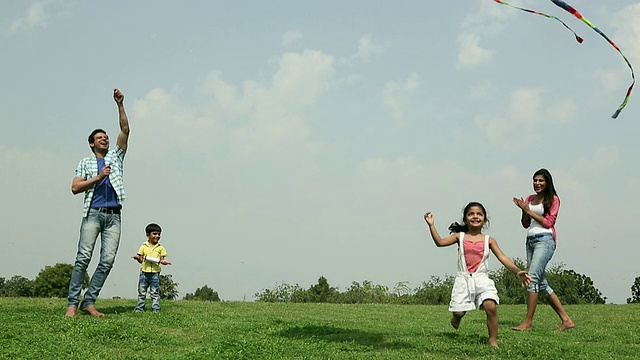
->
<box><xmin>75</xmin><ymin>145</ymin><xmax>127</xmax><ymax>217</ymax></box>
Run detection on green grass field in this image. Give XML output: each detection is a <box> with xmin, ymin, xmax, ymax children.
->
<box><xmin>0</xmin><ymin>298</ymin><xmax>637</xmax><ymax>359</ymax></box>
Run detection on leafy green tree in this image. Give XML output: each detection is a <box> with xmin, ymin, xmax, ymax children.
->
<box><xmin>335</xmin><ymin>281</ymin><xmax>366</xmax><ymax>304</ymax></box>
<box><xmin>336</xmin><ymin>280</ymin><xmax>391</xmax><ymax>304</ymax></box>
<box><xmin>545</xmin><ymin>264</ymin><xmax>606</xmax><ymax>304</ymax></box>
<box><xmin>413</xmin><ymin>275</ymin><xmax>454</xmax><ymax>305</ymax></box>
<box><xmin>626</xmin><ymin>276</ymin><xmax>640</xmax><ymax>304</ymax></box>
<box><xmin>0</xmin><ymin>277</ymin><xmax>6</xmax><ymax>296</ymax></box>
<box><xmin>392</xmin><ymin>281</ymin><xmax>411</xmax><ymax>297</ymax></box>
<box><xmin>391</xmin><ymin>281</ymin><xmax>414</xmax><ymax>304</ymax></box>
<box><xmin>493</xmin><ymin>260</ymin><xmax>605</xmax><ymax>305</ymax></box>
<box><xmin>254</xmin><ymin>282</ymin><xmax>306</xmax><ymax>302</ymax></box>
<box><xmin>305</xmin><ymin>276</ymin><xmax>339</xmax><ymax>303</ymax></box>
<box><xmin>32</xmin><ymin>263</ymin><xmax>88</xmax><ymax>298</ymax></box>
<box><xmin>184</xmin><ymin>285</ymin><xmax>221</xmax><ymax>301</ymax></box>
<box><xmin>3</xmin><ymin>275</ymin><xmax>34</xmax><ymax>297</ymax></box>
<box><xmin>490</xmin><ymin>258</ymin><xmax>528</xmax><ymax>304</ymax></box>
<box><xmin>159</xmin><ymin>274</ymin><xmax>179</xmax><ymax>300</ymax></box>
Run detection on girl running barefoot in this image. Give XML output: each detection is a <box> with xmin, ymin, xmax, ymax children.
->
<box><xmin>424</xmin><ymin>202</ymin><xmax>530</xmax><ymax>347</ymax></box>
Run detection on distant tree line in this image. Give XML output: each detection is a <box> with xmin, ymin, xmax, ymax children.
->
<box><xmin>0</xmin><ymin>263</ymin><xmax>221</xmax><ymax>302</ymax></box>
<box><xmin>0</xmin><ymin>263</ymin><xmax>88</xmax><ymax>298</ymax></box>
<box><xmin>627</xmin><ymin>276</ymin><xmax>640</xmax><ymax>304</ymax></box>
<box><xmin>4</xmin><ymin>262</ymin><xmax>639</xmax><ymax>304</ymax></box>
<box><xmin>255</xmin><ymin>260</ymin><xmax>610</xmax><ymax>305</ymax></box>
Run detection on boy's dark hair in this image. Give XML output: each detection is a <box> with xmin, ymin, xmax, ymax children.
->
<box><xmin>88</xmin><ymin>128</ymin><xmax>107</xmax><ymax>152</ymax></box>
<box><xmin>145</xmin><ymin>223</ymin><xmax>162</xmax><ymax>235</ymax></box>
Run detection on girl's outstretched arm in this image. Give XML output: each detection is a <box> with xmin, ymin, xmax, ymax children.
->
<box><xmin>424</xmin><ymin>212</ymin><xmax>459</xmax><ymax>247</ymax></box>
<box><xmin>489</xmin><ymin>237</ymin><xmax>531</xmax><ymax>286</ymax></box>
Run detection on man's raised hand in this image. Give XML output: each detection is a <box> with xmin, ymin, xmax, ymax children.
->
<box><xmin>113</xmin><ymin>88</ymin><xmax>124</xmax><ymax>104</ymax></box>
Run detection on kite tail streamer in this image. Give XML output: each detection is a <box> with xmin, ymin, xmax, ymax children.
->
<box><xmin>549</xmin><ymin>0</ymin><xmax>634</xmax><ymax>118</ymax></box>
<box><xmin>492</xmin><ymin>0</ymin><xmax>583</xmax><ymax>43</ymax></box>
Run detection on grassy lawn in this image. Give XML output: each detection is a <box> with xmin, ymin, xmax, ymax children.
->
<box><xmin>0</xmin><ymin>298</ymin><xmax>637</xmax><ymax>359</ymax></box>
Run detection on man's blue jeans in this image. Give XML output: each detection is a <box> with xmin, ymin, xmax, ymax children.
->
<box><xmin>525</xmin><ymin>233</ymin><xmax>555</xmax><ymax>295</ymax></box>
<box><xmin>67</xmin><ymin>209</ymin><xmax>121</xmax><ymax>308</ymax></box>
<box><xmin>136</xmin><ymin>272</ymin><xmax>161</xmax><ymax>312</ymax></box>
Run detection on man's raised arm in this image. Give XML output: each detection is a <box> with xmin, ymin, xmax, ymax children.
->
<box><xmin>113</xmin><ymin>88</ymin><xmax>130</xmax><ymax>152</ymax></box>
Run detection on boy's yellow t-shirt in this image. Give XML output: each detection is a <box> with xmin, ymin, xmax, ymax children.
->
<box><xmin>137</xmin><ymin>241</ymin><xmax>168</xmax><ymax>273</ymax></box>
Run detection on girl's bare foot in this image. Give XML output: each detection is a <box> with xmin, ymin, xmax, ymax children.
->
<box><xmin>489</xmin><ymin>340</ymin><xmax>499</xmax><ymax>348</ymax></box>
<box><xmin>511</xmin><ymin>322</ymin><xmax>532</xmax><ymax>331</ymax></box>
<box><xmin>450</xmin><ymin>316</ymin><xmax>461</xmax><ymax>330</ymax></box>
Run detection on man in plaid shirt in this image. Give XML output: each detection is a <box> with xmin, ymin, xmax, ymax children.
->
<box><xmin>65</xmin><ymin>88</ymin><xmax>130</xmax><ymax>317</ymax></box>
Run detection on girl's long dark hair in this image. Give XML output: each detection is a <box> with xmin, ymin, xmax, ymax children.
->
<box><xmin>533</xmin><ymin>168</ymin><xmax>558</xmax><ymax>215</ymax></box>
<box><xmin>448</xmin><ymin>202</ymin><xmax>489</xmax><ymax>234</ymax></box>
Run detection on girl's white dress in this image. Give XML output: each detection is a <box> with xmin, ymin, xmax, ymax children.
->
<box><xmin>449</xmin><ymin>232</ymin><xmax>500</xmax><ymax>312</ymax></box>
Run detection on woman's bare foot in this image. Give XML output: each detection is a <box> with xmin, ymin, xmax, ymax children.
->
<box><xmin>489</xmin><ymin>340</ymin><xmax>499</xmax><ymax>348</ymax></box>
<box><xmin>64</xmin><ymin>306</ymin><xmax>77</xmax><ymax>317</ymax></box>
<box><xmin>81</xmin><ymin>305</ymin><xmax>105</xmax><ymax>317</ymax></box>
<box><xmin>450</xmin><ymin>316</ymin><xmax>461</xmax><ymax>330</ymax></box>
<box><xmin>557</xmin><ymin>319</ymin><xmax>575</xmax><ymax>332</ymax></box>
<box><xmin>511</xmin><ymin>322</ymin><xmax>532</xmax><ymax>331</ymax></box>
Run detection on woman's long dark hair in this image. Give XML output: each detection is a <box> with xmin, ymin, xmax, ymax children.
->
<box><xmin>448</xmin><ymin>202</ymin><xmax>489</xmax><ymax>234</ymax></box>
<box><xmin>533</xmin><ymin>168</ymin><xmax>558</xmax><ymax>215</ymax></box>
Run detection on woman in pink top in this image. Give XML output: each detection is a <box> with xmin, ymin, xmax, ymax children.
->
<box><xmin>424</xmin><ymin>202</ymin><xmax>530</xmax><ymax>347</ymax></box>
<box><xmin>512</xmin><ymin>168</ymin><xmax>574</xmax><ymax>331</ymax></box>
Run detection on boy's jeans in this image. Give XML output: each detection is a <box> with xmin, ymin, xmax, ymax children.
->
<box><xmin>68</xmin><ymin>209</ymin><xmax>121</xmax><ymax>308</ymax></box>
<box><xmin>136</xmin><ymin>272</ymin><xmax>161</xmax><ymax>312</ymax></box>
<box><xmin>525</xmin><ymin>233</ymin><xmax>555</xmax><ymax>295</ymax></box>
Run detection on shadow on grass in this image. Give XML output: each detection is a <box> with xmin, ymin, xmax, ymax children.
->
<box><xmin>499</xmin><ymin>319</ymin><xmax>524</xmax><ymax>327</ymax></box>
<box><xmin>432</xmin><ymin>330</ymin><xmax>487</xmax><ymax>345</ymax></box>
<box><xmin>280</xmin><ymin>325</ymin><xmax>413</xmax><ymax>350</ymax></box>
<box><xmin>107</xmin><ymin>305</ymin><xmax>138</xmax><ymax>315</ymax></box>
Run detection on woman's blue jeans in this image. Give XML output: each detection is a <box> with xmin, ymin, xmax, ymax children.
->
<box><xmin>525</xmin><ymin>233</ymin><xmax>555</xmax><ymax>295</ymax></box>
<box><xmin>67</xmin><ymin>209</ymin><xmax>121</xmax><ymax>308</ymax></box>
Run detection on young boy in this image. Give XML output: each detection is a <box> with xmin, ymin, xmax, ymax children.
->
<box><xmin>132</xmin><ymin>223</ymin><xmax>172</xmax><ymax>312</ymax></box>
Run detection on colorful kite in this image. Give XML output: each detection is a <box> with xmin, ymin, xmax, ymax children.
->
<box><xmin>494</xmin><ymin>0</ymin><xmax>635</xmax><ymax>118</ymax></box>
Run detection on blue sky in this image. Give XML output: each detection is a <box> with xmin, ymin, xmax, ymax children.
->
<box><xmin>2</xmin><ymin>0</ymin><xmax>639</xmax><ymax>304</ymax></box>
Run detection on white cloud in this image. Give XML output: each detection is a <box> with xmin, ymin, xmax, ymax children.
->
<box><xmin>132</xmin><ymin>50</ymin><xmax>335</xmax><ymax>160</ymax></box>
<box><xmin>469</xmin><ymin>81</ymin><xmax>497</xmax><ymax>100</ymax></box>
<box><xmin>379</xmin><ymin>73</ymin><xmax>420</xmax><ymax>122</ymax></box>
<box><xmin>270</xmin><ymin>50</ymin><xmax>334</xmax><ymax>108</ymax></box>
<box><xmin>547</xmin><ymin>99</ymin><xmax>577</xmax><ymax>124</ymax></box>
<box><xmin>506</xmin><ymin>88</ymin><xmax>543</xmax><ymax>123</ymax></box>
<box><xmin>194</xmin><ymin>71</ymin><xmax>255</xmax><ymax>116</ymax></box>
<box><xmin>352</xmin><ymin>34</ymin><xmax>389</xmax><ymax>63</ymax></box>
<box><xmin>592</xmin><ymin>64</ymin><xmax>630</xmax><ymax>103</ymax></box>
<box><xmin>457</xmin><ymin>33</ymin><xmax>495</xmax><ymax>69</ymax></box>
<box><xmin>229</xmin><ymin>114</ymin><xmax>312</xmax><ymax>158</ymax></box>
<box><xmin>474</xmin><ymin>87</ymin><xmax>543</xmax><ymax>148</ymax></box>
<box><xmin>281</xmin><ymin>31</ymin><xmax>303</xmax><ymax>47</ymax></box>
<box><xmin>573</xmin><ymin>145</ymin><xmax>620</xmax><ymax>174</ymax></box>
<box><xmin>461</xmin><ymin>0</ymin><xmax>520</xmax><ymax>36</ymax></box>
<box><xmin>455</xmin><ymin>0</ymin><xmax>523</xmax><ymax>69</ymax></box>
<box><xmin>474</xmin><ymin>86</ymin><xmax>577</xmax><ymax>149</ymax></box>
<box><xmin>9</xmin><ymin>0</ymin><xmax>53</xmax><ymax>33</ymax></box>
<box><xmin>611</xmin><ymin>3</ymin><xmax>640</xmax><ymax>66</ymax></box>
